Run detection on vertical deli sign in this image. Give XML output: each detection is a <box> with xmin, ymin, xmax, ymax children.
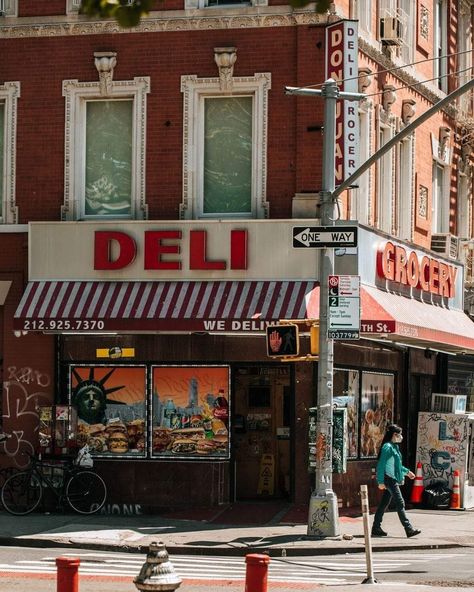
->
<box><xmin>326</xmin><ymin>19</ymin><xmax>359</xmax><ymax>186</ymax></box>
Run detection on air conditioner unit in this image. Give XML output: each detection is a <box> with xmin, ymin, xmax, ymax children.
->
<box><xmin>460</xmin><ymin>239</ymin><xmax>474</xmax><ymax>285</ymax></box>
<box><xmin>431</xmin><ymin>393</ymin><xmax>467</xmax><ymax>414</ymax></box>
<box><xmin>431</xmin><ymin>233</ymin><xmax>459</xmax><ymax>259</ymax></box>
<box><xmin>379</xmin><ymin>17</ymin><xmax>403</xmax><ymax>45</ymax></box>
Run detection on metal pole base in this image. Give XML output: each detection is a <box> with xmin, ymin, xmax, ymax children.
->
<box><xmin>361</xmin><ymin>577</ymin><xmax>379</xmax><ymax>584</ymax></box>
<box><xmin>307</xmin><ymin>490</ymin><xmax>340</xmax><ymax>537</ymax></box>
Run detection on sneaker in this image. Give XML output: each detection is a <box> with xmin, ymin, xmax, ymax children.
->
<box><xmin>371</xmin><ymin>527</ymin><xmax>388</xmax><ymax>537</ymax></box>
<box><xmin>406</xmin><ymin>528</ymin><xmax>421</xmax><ymax>538</ymax></box>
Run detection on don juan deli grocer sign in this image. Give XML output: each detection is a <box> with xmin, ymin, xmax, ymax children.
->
<box><xmin>326</xmin><ymin>19</ymin><xmax>359</xmax><ymax>186</ymax></box>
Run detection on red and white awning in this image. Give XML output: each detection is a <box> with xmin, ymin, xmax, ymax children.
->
<box><xmin>13</xmin><ymin>280</ymin><xmax>474</xmax><ymax>351</ymax></box>
<box><xmin>13</xmin><ymin>280</ymin><xmax>320</xmax><ymax>333</ymax></box>
<box><xmin>360</xmin><ymin>285</ymin><xmax>474</xmax><ymax>353</ymax></box>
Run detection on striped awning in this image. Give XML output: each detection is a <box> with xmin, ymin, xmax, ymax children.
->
<box><xmin>13</xmin><ymin>280</ymin><xmax>320</xmax><ymax>333</ymax></box>
<box><xmin>360</xmin><ymin>285</ymin><xmax>474</xmax><ymax>353</ymax></box>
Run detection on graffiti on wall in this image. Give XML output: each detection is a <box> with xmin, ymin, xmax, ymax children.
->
<box><xmin>1</xmin><ymin>366</ymin><xmax>52</xmax><ymax>468</ymax></box>
<box><xmin>416</xmin><ymin>412</ymin><xmax>469</xmax><ymax>487</ymax></box>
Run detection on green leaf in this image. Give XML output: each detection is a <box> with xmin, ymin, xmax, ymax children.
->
<box><xmin>288</xmin><ymin>0</ymin><xmax>330</xmax><ymax>12</ymax></box>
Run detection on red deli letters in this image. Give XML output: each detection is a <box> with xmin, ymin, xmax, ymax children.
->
<box><xmin>94</xmin><ymin>229</ymin><xmax>248</xmax><ymax>271</ymax></box>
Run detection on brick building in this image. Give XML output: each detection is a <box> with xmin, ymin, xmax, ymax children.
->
<box><xmin>0</xmin><ymin>0</ymin><xmax>473</xmax><ymax>514</ymax></box>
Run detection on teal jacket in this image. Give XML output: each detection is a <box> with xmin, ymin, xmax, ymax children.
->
<box><xmin>376</xmin><ymin>442</ymin><xmax>409</xmax><ymax>485</ymax></box>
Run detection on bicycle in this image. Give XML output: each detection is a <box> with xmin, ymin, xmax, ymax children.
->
<box><xmin>1</xmin><ymin>449</ymin><xmax>107</xmax><ymax>516</ymax></box>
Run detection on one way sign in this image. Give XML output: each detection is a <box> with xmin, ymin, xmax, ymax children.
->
<box><xmin>293</xmin><ymin>226</ymin><xmax>358</xmax><ymax>248</ymax></box>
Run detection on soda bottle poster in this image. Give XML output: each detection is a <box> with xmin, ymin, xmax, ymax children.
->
<box><xmin>152</xmin><ymin>365</ymin><xmax>230</xmax><ymax>459</ymax></box>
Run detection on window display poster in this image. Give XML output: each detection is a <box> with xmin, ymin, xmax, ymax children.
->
<box><xmin>152</xmin><ymin>365</ymin><xmax>230</xmax><ymax>459</ymax></box>
<box><xmin>70</xmin><ymin>365</ymin><xmax>147</xmax><ymax>456</ymax></box>
<box><xmin>333</xmin><ymin>369</ymin><xmax>359</xmax><ymax>458</ymax></box>
<box><xmin>360</xmin><ymin>372</ymin><xmax>394</xmax><ymax>458</ymax></box>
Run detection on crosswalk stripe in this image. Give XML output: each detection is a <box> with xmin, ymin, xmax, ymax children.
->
<box><xmin>1</xmin><ymin>551</ymin><xmax>463</xmax><ymax>584</ymax></box>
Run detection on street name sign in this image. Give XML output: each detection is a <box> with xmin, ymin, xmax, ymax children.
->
<box><xmin>293</xmin><ymin>226</ymin><xmax>358</xmax><ymax>248</ymax></box>
<box><xmin>328</xmin><ymin>275</ymin><xmax>360</xmax><ymax>340</ymax></box>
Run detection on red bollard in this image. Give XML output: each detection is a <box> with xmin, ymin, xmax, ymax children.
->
<box><xmin>245</xmin><ymin>554</ymin><xmax>270</xmax><ymax>592</ymax></box>
<box><xmin>56</xmin><ymin>557</ymin><xmax>80</xmax><ymax>592</ymax></box>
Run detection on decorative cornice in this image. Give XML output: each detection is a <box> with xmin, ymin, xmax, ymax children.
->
<box><xmin>358</xmin><ymin>37</ymin><xmax>457</xmax><ymax>119</ymax></box>
<box><xmin>0</xmin><ymin>7</ymin><xmax>326</xmax><ymax>38</ymax></box>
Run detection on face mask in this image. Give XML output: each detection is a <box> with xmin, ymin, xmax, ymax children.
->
<box><xmin>392</xmin><ymin>433</ymin><xmax>403</xmax><ymax>443</ymax></box>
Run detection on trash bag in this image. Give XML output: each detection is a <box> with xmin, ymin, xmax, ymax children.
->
<box><xmin>422</xmin><ymin>480</ymin><xmax>452</xmax><ymax>509</ymax></box>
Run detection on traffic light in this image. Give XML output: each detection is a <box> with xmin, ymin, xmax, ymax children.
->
<box><xmin>310</xmin><ymin>325</ymin><xmax>319</xmax><ymax>355</ymax></box>
<box><xmin>266</xmin><ymin>324</ymin><xmax>299</xmax><ymax>357</ymax></box>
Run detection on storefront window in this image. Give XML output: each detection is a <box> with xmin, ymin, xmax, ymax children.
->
<box><xmin>69</xmin><ymin>365</ymin><xmax>147</xmax><ymax>457</ymax></box>
<box><xmin>334</xmin><ymin>368</ymin><xmax>394</xmax><ymax>460</ymax></box>
<box><xmin>360</xmin><ymin>371</ymin><xmax>394</xmax><ymax>459</ymax></box>
<box><xmin>152</xmin><ymin>365</ymin><xmax>230</xmax><ymax>459</ymax></box>
<box><xmin>333</xmin><ymin>368</ymin><xmax>359</xmax><ymax>458</ymax></box>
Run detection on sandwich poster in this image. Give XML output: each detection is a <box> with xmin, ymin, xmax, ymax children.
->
<box><xmin>152</xmin><ymin>365</ymin><xmax>230</xmax><ymax>459</ymax></box>
<box><xmin>69</xmin><ymin>365</ymin><xmax>147</xmax><ymax>457</ymax></box>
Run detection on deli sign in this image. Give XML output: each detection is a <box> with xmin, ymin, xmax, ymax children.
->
<box><xmin>94</xmin><ymin>229</ymin><xmax>247</xmax><ymax>271</ymax></box>
<box><xmin>377</xmin><ymin>241</ymin><xmax>458</xmax><ymax>298</ymax></box>
<box><xmin>28</xmin><ymin>221</ymin><xmax>321</xmax><ymax>281</ymax></box>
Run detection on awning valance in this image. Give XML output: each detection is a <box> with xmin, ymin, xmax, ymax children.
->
<box><xmin>13</xmin><ymin>280</ymin><xmax>320</xmax><ymax>333</ymax></box>
<box><xmin>360</xmin><ymin>285</ymin><xmax>474</xmax><ymax>354</ymax></box>
<box><xmin>14</xmin><ymin>280</ymin><xmax>474</xmax><ymax>352</ymax></box>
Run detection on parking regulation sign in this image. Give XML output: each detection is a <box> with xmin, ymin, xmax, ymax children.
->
<box><xmin>328</xmin><ymin>275</ymin><xmax>360</xmax><ymax>339</ymax></box>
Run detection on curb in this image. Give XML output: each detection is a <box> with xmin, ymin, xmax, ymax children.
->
<box><xmin>0</xmin><ymin>536</ymin><xmax>467</xmax><ymax>557</ymax></box>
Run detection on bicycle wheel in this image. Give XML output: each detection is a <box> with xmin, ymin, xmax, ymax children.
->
<box><xmin>1</xmin><ymin>471</ymin><xmax>42</xmax><ymax>515</ymax></box>
<box><xmin>66</xmin><ymin>470</ymin><xmax>107</xmax><ymax>514</ymax></box>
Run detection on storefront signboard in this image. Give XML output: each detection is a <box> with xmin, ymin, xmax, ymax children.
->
<box><xmin>325</xmin><ymin>19</ymin><xmax>359</xmax><ymax>185</ymax></box>
<box><xmin>28</xmin><ymin>221</ymin><xmax>321</xmax><ymax>281</ymax></box>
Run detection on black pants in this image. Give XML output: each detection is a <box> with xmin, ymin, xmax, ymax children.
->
<box><xmin>373</xmin><ymin>475</ymin><xmax>412</xmax><ymax>531</ymax></box>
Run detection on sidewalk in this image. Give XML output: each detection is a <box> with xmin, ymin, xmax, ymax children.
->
<box><xmin>1</xmin><ymin>506</ymin><xmax>473</xmax><ymax>556</ymax></box>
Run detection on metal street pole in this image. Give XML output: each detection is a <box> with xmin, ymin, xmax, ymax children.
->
<box><xmin>286</xmin><ymin>80</ymin><xmax>365</xmax><ymax>537</ymax></box>
<box><xmin>286</xmin><ymin>75</ymin><xmax>474</xmax><ymax>538</ymax></box>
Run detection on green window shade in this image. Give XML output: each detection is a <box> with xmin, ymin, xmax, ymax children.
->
<box><xmin>204</xmin><ymin>96</ymin><xmax>252</xmax><ymax>215</ymax></box>
<box><xmin>0</xmin><ymin>102</ymin><xmax>4</xmax><ymax>216</ymax></box>
<box><xmin>85</xmin><ymin>100</ymin><xmax>133</xmax><ymax>217</ymax></box>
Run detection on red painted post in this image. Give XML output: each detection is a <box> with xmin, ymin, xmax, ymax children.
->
<box><xmin>56</xmin><ymin>557</ymin><xmax>80</xmax><ymax>592</ymax></box>
<box><xmin>245</xmin><ymin>554</ymin><xmax>270</xmax><ymax>592</ymax></box>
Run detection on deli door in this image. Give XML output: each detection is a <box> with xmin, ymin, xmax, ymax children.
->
<box><xmin>233</xmin><ymin>366</ymin><xmax>291</xmax><ymax>500</ymax></box>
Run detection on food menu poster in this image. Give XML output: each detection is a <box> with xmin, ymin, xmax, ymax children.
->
<box><xmin>152</xmin><ymin>365</ymin><xmax>230</xmax><ymax>459</ymax></box>
<box><xmin>360</xmin><ymin>372</ymin><xmax>394</xmax><ymax>459</ymax></box>
<box><xmin>69</xmin><ymin>365</ymin><xmax>147</xmax><ymax>456</ymax></box>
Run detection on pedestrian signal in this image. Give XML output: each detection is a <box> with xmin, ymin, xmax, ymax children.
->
<box><xmin>266</xmin><ymin>324</ymin><xmax>299</xmax><ymax>357</ymax></box>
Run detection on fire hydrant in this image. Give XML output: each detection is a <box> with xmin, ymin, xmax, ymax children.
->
<box><xmin>134</xmin><ymin>541</ymin><xmax>182</xmax><ymax>592</ymax></box>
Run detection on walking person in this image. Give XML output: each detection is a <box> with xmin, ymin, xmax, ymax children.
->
<box><xmin>371</xmin><ymin>424</ymin><xmax>421</xmax><ymax>538</ymax></box>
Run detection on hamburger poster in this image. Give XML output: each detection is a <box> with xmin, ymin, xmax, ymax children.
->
<box><xmin>70</xmin><ymin>365</ymin><xmax>147</xmax><ymax>457</ymax></box>
<box><xmin>152</xmin><ymin>365</ymin><xmax>230</xmax><ymax>459</ymax></box>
